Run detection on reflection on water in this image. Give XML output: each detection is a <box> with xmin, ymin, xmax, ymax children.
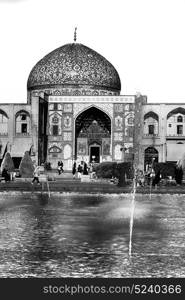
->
<box><xmin>0</xmin><ymin>192</ymin><xmax>185</xmax><ymax>277</ymax></box>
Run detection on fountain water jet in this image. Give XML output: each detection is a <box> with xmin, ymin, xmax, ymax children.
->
<box><xmin>128</xmin><ymin>167</ymin><xmax>137</xmax><ymax>257</ymax></box>
<box><xmin>46</xmin><ymin>180</ymin><xmax>51</xmax><ymax>200</ymax></box>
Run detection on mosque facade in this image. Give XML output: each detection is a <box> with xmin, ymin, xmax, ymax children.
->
<box><xmin>0</xmin><ymin>41</ymin><xmax>185</xmax><ymax>170</ymax></box>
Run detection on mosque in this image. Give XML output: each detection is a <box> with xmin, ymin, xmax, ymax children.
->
<box><xmin>0</xmin><ymin>35</ymin><xmax>185</xmax><ymax>171</ymax></box>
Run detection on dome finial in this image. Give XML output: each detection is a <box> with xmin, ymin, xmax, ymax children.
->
<box><xmin>74</xmin><ymin>27</ymin><xmax>77</xmax><ymax>42</ymax></box>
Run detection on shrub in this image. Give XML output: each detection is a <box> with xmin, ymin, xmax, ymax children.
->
<box><xmin>94</xmin><ymin>161</ymin><xmax>133</xmax><ymax>185</ymax></box>
<box><xmin>19</xmin><ymin>151</ymin><xmax>35</xmax><ymax>178</ymax></box>
<box><xmin>116</xmin><ymin>162</ymin><xmax>133</xmax><ymax>179</ymax></box>
<box><xmin>116</xmin><ymin>162</ymin><xmax>133</xmax><ymax>186</ymax></box>
<box><xmin>1</xmin><ymin>152</ymin><xmax>15</xmax><ymax>173</ymax></box>
<box><xmin>94</xmin><ymin>162</ymin><xmax>118</xmax><ymax>179</ymax></box>
<box><xmin>153</xmin><ymin>162</ymin><xmax>176</xmax><ymax>178</ymax></box>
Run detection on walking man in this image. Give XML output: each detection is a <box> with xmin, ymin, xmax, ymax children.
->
<box><xmin>32</xmin><ymin>165</ymin><xmax>40</xmax><ymax>184</ymax></box>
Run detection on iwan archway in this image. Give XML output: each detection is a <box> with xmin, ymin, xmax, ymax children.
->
<box><xmin>75</xmin><ymin>107</ymin><xmax>111</xmax><ymax>163</ymax></box>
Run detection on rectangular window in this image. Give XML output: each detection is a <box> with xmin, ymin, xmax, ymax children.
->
<box><xmin>128</xmin><ymin>126</ymin><xmax>134</xmax><ymax>137</ymax></box>
<box><xmin>177</xmin><ymin>125</ymin><xmax>183</xmax><ymax>135</ymax></box>
<box><xmin>53</xmin><ymin>125</ymin><xmax>58</xmax><ymax>136</ymax></box>
<box><xmin>21</xmin><ymin>123</ymin><xmax>27</xmax><ymax>133</ymax></box>
<box><xmin>21</xmin><ymin>114</ymin><xmax>26</xmax><ymax>121</ymax></box>
<box><xmin>54</xmin><ymin>103</ymin><xmax>58</xmax><ymax>110</ymax></box>
<box><xmin>148</xmin><ymin>124</ymin><xmax>154</xmax><ymax>135</ymax></box>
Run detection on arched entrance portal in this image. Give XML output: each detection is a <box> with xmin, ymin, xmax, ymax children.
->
<box><xmin>75</xmin><ymin>107</ymin><xmax>111</xmax><ymax>163</ymax></box>
<box><xmin>144</xmin><ymin>147</ymin><xmax>158</xmax><ymax>170</ymax></box>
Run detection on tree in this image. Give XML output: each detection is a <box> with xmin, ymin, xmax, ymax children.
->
<box><xmin>1</xmin><ymin>152</ymin><xmax>15</xmax><ymax>173</ymax></box>
<box><xmin>19</xmin><ymin>151</ymin><xmax>34</xmax><ymax>178</ymax></box>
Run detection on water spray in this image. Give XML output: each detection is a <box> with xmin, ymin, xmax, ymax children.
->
<box><xmin>129</xmin><ymin>165</ymin><xmax>137</xmax><ymax>258</ymax></box>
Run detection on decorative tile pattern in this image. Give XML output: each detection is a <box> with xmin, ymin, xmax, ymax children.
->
<box><xmin>63</xmin><ymin>116</ymin><xmax>72</xmax><ymax>130</ymax></box>
<box><xmin>64</xmin><ymin>144</ymin><xmax>72</xmax><ymax>159</ymax></box>
<box><xmin>64</xmin><ymin>104</ymin><xmax>72</xmax><ymax>112</ymax></box>
<box><xmin>114</xmin><ymin>132</ymin><xmax>123</xmax><ymax>141</ymax></box>
<box><xmin>114</xmin><ymin>115</ymin><xmax>123</xmax><ymax>130</ymax></box>
<box><xmin>124</xmin><ymin>143</ymin><xmax>133</xmax><ymax>152</ymax></box>
<box><xmin>114</xmin><ymin>104</ymin><xmax>123</xmax><ymax>112</ymax></box>
<box><xmin>114</xmin><ymin>144</ymin><xmax>122</xmax><ymax>160</ymax></box>
<box><xmin>73</xmin><ymin>103</ymin><xmax>113</xmax><ymax>118</ymax></box>
<box><xmin>27</xmin><ymin>43</ymin><xmax>121</xmax><ymax>94</ymax></box>
<box><xmin>48</xmin><ymin>142</ymin><xmax>62</xmax><ymax>153</ymax></box>
<box><xmin>49</xmin><ymin>112</ymin><xmax>62</xmax><ymax>135</ymax></box>
<box><xmin>63</xmin><ymin>132</ymin><xmax>72</xmax><ymax>141</ymax></box>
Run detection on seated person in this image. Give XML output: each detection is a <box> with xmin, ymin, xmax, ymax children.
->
<box><xmin>2</xmin><ymin>167</ymin><xmax>11</xmax><ymax>182</ymax></box>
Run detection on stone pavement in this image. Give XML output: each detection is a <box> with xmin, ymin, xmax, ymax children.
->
<box><xmin>1</xmin><ymin>170</ymin><xmax>185</xmax><ymax>194</ymax></box>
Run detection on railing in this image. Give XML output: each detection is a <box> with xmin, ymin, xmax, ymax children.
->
<box><xmin>143</xmin><ymin>133</ymin><xmax>159</xmax><ymax>137</ymax></box>
<box><xmin>166</xmin><ymin>133</ymin><xmax>185</xmax><ymax>137</ymax></box>
<box><xmin>15</xmin><ymin>132</ymin><xmax>30</xmax><ymax>136</ymax></box>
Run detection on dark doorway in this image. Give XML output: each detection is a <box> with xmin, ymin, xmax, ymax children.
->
<box><xmin>90</xmin><ymin>146</ymin><xmax>100</xmax><ymax>163</ymax></box>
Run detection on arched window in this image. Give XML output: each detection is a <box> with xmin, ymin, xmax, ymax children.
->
<box><xmin>15</xmin><ymin>111</ymin><xmax>30</xmax><ymax>135</ymax></box>
<box><xmin>167</xmin><ymin>107</ymin><xmax>185</xmax><ymax>119</ymax></box>
<box><xmin>144</xmin><ymin>111</ymin><xmax>159</xmax><ymax>136</ymax></box>
<box><xmin>167</xmin><ymin>108</ymin><xmax>185</xmax><ymax>136</ymax></box>
<box><xmin>177</xmin><ymin>115</ymin><xmax>183</xmax><ymax>122</ymax></box>
<box><xmin>0</xmin><ymin>110</ymin><xmax>8</xmax><ymax>135</ymax></box>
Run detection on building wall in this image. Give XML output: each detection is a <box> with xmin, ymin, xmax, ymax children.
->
<box><xmin>47</xmin><ymin>95</ymin><xmax>136</xmax><ymax>169</ymax></box>
<box><xmin>0</xmin><ymin>99</ymin><xmax>40</xmax><ymax>166</ymax></box>
<box><xmin>139</xmin><ymin>103</ymin><xmax>185</xmax><ymax>169</ymax></box>
<box><xmin>2</xmin><ymin>94</ymin><xmax>185</xmax><ymax>171</ymax></box>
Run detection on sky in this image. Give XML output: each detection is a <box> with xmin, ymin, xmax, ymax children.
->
<box><xmin>0</xmin><ymin>0</ymin><xmax>185</xmax><ymax>103</ymax></box>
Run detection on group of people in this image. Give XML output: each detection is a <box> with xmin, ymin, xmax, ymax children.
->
<box><xmin>136</xmin><ymin>161</ymin><xmax>184</xmax><ymax>188</ymax></box>
<box><xmin>72</xmin><ymin>161</ymin><xmax>94</xmax><ymax>179</ymax></box>
<box><xmin>1</xmin><ymin>159</ymin><xmax>184</xmax><ymax>187</ymax></box>
<box><xmin>1</xmin><ymin>167</ymin><xmax>17</xmax><ymax>182</ymax></box>
<box><xmin>136</xmin><ymin>168</ymin><xmax>162</xmax><ymax>188</ymax></box>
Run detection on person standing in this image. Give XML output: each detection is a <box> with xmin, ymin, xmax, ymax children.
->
<box><xmin>60</xmin><ymin>160</ymin><xmax>64</xmax><ymax>173</ymax></box>
<box><xmin>83</xmin><ymin>162</ymin><xmax>88</xmax><ymax>175</ymax></box>
<box><xmin>152</xmin><ymin>170</ymin><xmax>161</xmax><ymax>188</ymax></box>
<box><xmin>57</xmin><ymin>161</ymin><xmax>61</xmax><ymax>175</ymax></box>
<box><xmin>2</xmin><ymin>167</ymin><xmax>10</xmax><ymax>182</ymax></box>
<box><xmin>72</xmin><ymin>161</ymin><xmax>76</xmax><ymax>179</ymax></box>
<box><xmin>77</xmin><ymin>164</ymin><xmax>82</xmax><ymax>179</ymax></box>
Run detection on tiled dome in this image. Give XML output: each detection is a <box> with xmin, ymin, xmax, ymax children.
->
<box><xmin>27</xmin><ymin>43</ymin><xmax>121</xmax><ymax>95</ymax></box>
